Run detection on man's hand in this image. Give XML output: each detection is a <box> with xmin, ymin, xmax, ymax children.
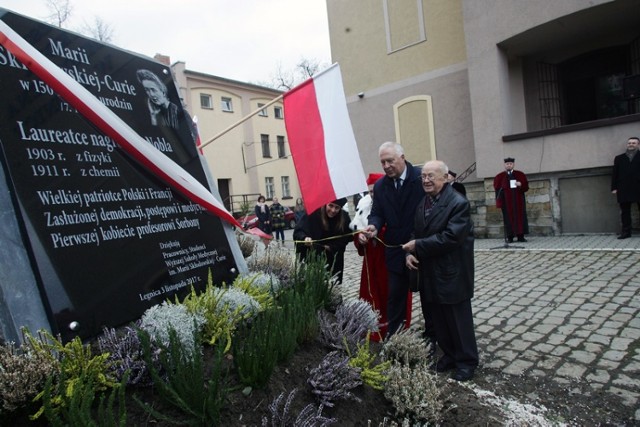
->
<box><xmin>358</xmin><ymin>225</ymin><xmax>378</xmax><ymax>244</ymax></box>
<box><xmin>405</xmin><ymin>254</ymin><xmax>419</xmax><ymax>270</ymax></box>
<box><xmin>402</xmin><ymin>240</ymin><xmax>415</xmax><ymax>253</ymax></box>
<box><xmin>304</xmin><ymin>237</ymin><xmax>313</xmax><ymax>246</ymax></box>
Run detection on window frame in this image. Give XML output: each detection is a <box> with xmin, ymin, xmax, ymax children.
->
<box><xmin>258</xmin><ymin>103</ymin><xmax>268</xmax><ymax>117</ymax></box>
<box><xmin>265</xmin><ymin>177</ymin><xmax>275</xmax><ymax>200</ymax></box>
<box><xmin>261</xmin><ymin>134</ymin><xmax>271</xmax><ymax>158</ymax></box>
<box><xmin>221</xmin><ymin>97</ymin><xmax>233</xmax><ymax>112</ymax></box>
<box><xmin>199</xmin><ymin>93</ymin><xmax>213</xmax><ymax>109</ymax></box>
<box><xmin>277</xmin><ymin>135</ymin><xmax>286</xmax><ymax>158</ymax></box>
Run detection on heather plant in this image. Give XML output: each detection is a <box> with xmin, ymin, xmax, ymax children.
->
<box><xmin>317</xmin><ymin>298</ymin><xmax>379</xmax><ymax>352</ymax></box>
<box><xmin>307</xmin><ymin>350</ymin><xmax>362</xmax><ymax>408</ymax></box>
<box><xmin>218</xmin><ymin>284</ymin><xmax>262</xmax><ymax>319</ymax></box>
<box><xmin>384</xmin><ymin>362</ymin><xmax>442</xmax><ymax>424</ymax></box>
<box><xmin>231</xmin><ymin>307</ymin><xmax>282</xmax><ymax>388</ymax></box>
<box><xmin>293</xmin><ymin>251</ymin><xmax>334</xmax><ymax>310</ymax></box>
<box><xmin>23</xmin><ymin>329</ymin><xmax>117</xmax><ymax>421</ymax></box>
<box><xmin>233</xmin><ymin>271</ymin><xmax>282</xmax><ymax>308</ymax></box>
<box><xmin>247</xmin><ymin>244</ymin><xmax>296</xmax><ymax>285</ymax></box>
<box><xmin>40</xmin><ymin>369</ymin><xmax>128</xmax><ymax>427</ymax></box>
<box><xmin>347</xmin><ymin>334</ymin><xmax>391</xmax><ymax>391</ymax></box>
<box><xmin>178</xmin><ymin>282</ymin><xmax>241</xmax><ymax>350</ymax></box>
<box><xmin>139</xmin><ymin>301</ymin><xmax>205</xmax><ymax>357</ymax></box>
<box><xmin>136</xmin><ymin>327</ymin><xmax>229</xmax><ymax>425</ymax></box>
<box><xmin>380</xmin><ymin>328</ymin><xmax>432</xmax><ymax>368</ymax></box>
<box><xmin>0</xmin><ymin>338</ymin><xmax>57</xmax><ymax>413</ymax></box>
<box><xmin>97</xmin><ymin>324</ymin><xmax>160</xmax><ymax>386</ymax></box>
<box><xmin>261</xmin><ymin>388</ymin><xmax>337</xmax><ymax>427</ymax></box>
<box><xmin>236</xmin><ymin>231</ymin><xmax>256</xmax><ymax>258</ymax></box>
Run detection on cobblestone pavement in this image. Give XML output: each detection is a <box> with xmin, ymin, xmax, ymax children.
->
<box><xmin>334</xmin><ymin>234</ymin><xmax>640</xmax><ymax>421</ymax></box>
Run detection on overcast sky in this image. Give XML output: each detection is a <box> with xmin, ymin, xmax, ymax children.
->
<box><xmin>0</xmin><ymin>0</ymin><xmax>332</xmax><ymax>85</ymax></box>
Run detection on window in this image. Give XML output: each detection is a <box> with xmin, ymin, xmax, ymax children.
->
<box><xmin>200</xmin><ymin>93</ymin><xmax>212</xmax><ymax>109</ymax></box>
<box><xmin>277</xmin><ymin>135</ymin><xmax>286</xmax><ymax>158</ymax></box>
<box><xmin>261</xmin><ymin>134</ymin><xmax>271</xmax><ymax>158</ymax></box>
<box><xmin>281</xmin><ymin>176</ymin><xmax>290</xmax><ymax>198</ymax></box>
<box><xmin>258</xmin><ymin>103</ymin><xmax>268</xmax><ymax>117</ymax></box>
<box><xmin>560</xmin><ymin>47</ymin><xmax>629</xmax><ymax>124</ymax></box>
<box><xmin>274</xmin><ymin>106</ymin><xmax>283</xmax><ymax>119</ymax></box>
<box><xmin>265</xmin><ymin>177</ymin><xmax>274</xmax><ymax>199</ymax></box>
<box><xmin>221</xmin><ymin>97</ymin><xmax>233</xmax><ymax>112</ymax></box>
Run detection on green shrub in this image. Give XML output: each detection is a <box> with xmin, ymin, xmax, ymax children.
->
<box><xmin>41</xmin><ymin>370</ymin><xmax>128</xmax><ymax>427</ymax></box>
<box><xmin>23</xmin><ymin>329</ymin><xmax>117</xmax><ymax>421</ymax></box>
<box><xmin>137</xmin><ymin>327</ymin><xmax>228</xmax><ymax>426</ymax></box>
<box><xmin>347</xmin><ymin>335</ymin><xmax>390</xmax><ymax>391</ymax></box>
<box><xmin>232</xmin><ymin>308</ymin><xmax>282</xmax><ymax>388</ymax></box>
<box><xmin>293</xmin><ymin>251</ymin><xmax>334</xmax><ymax>311</ymax></box>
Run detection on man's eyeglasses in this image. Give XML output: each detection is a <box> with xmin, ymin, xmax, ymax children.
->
<box><xmin>421</xmin><ymin>173</ymin><xmax>442</xmax><ymax>181</ymax></box>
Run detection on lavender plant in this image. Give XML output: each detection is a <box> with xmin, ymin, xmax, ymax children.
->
<box><xmin>317</xmin><ymin>298</ymin><xmax>379</xmax><ymax>352</ymax></box>
<box><xmin>97</xmin><ymin>324</ymin><xmax>160</xmax><ymax>386</ymax></box>
<box><xmin>307</xmin><ymin>350</ymin><xmax>362</xmax><ymax>408</ymax></box>
<box><xmin>261</xmin><ymin>388</ymin><xmax>337</xmax><ymax>427</ymax></box>
<box><xmin>247</xmin><ymin>244</ymin><xmax>296</xmax><ymax>285</ymax></box>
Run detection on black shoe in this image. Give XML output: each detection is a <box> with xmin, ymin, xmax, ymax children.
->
<box><xmin>452</xmin><ymin>367</ymin><xmax>475</xmax><ymax>382</ymax></box>
<box><xmin>435</xmin><ymin>358</ymin><xmax>455</xmax><ymax>373</ymax></box>
<box><xmin>507</xmin><ymin>237</ymin><xmax>514</xmax><ymax>243</ymax></box>
<box><xmin>618</xmin><ymin>233</ymin><xmax>631</xmax><ymax>240</ymax></box>
<box><xmin>517</xmin><ymin>237</ymin><xmax>527</xmax><ymax>242</ymax></box>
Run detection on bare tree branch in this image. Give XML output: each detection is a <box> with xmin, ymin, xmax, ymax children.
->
<box><xmin>80</xmin><ymin>16</ymin><xmax>115</xmax><ymax>43</ymax></box>
<box><xmin>44</xmin><ymin>0</ymin><xmax>73</xmax><ymax>28</ymax></box>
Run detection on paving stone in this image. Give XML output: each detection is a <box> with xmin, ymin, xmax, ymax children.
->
<box><xmin>556</xmin><ymin>362</ymin><xmax>587</xmax><ymax>378</ymax></box>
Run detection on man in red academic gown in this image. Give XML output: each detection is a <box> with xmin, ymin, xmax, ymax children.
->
<box><xmin>493</xmin><ymin>157</ymin><xmax>529</xmax><ymax>242</ymax></box>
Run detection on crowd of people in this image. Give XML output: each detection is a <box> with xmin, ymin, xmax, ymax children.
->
<box><xmin>252</xmin><ymin>136</ymin><xmax>639</xmax><ymax>383</ymax></box>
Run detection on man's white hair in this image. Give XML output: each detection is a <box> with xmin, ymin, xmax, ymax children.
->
<box><xmin>379</xmin><ymin>141</ymin><xmax>404</xmax><ymax>156</ymax></box>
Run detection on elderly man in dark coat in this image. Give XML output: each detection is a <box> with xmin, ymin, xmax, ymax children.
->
<box><xmin>403</xmin><ymin>160</ymin><xmax>478</xmax><ymax>382</ymax></box>
<box><xmin>359</xmin><ymin>142</ymin><xmax>433</xmax><ymax>340</ymax></box>
<box><xmin>611</xmin><ymin>137</ymin><xmax>640</xmax><ymax>239</ymax></box>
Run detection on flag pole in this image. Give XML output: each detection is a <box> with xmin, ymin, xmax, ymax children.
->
<box><xmin>199</xmin><ymin>94</ymin><xmax>284</xmax><ymax>150</ymax></box>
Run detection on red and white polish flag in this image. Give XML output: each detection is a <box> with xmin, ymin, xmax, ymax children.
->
<box><xmin>0</xmin><ymin>20</ymin><xmax>243</xmax><ymax>230</ymax></box>
<box><xmin>283</xmin><ymin>64</ymin><xmax>367</xmax><ymax>215</ymax></box>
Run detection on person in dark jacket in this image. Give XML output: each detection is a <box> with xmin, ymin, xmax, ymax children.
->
<box><xmin>270</xmin><ymin>197</ymin><xmax>286</xmax><ymax>245</ymax></box>
<box><xmin>255</xmin><ymin>195</ymin><xmax>272</xmax><ymax>236</ymax></box>
<box><xmin>294</xmin><ymin>198</ymin><xmax>351</xmax><ymax>284</ymax></box>
<box><xmin>358</xmin><ymin>141</ymin><xmax>434</xmax><ymax>339</ymax></box>
<box><xmin>403</xmin><ymin>160</ymin><xmax>478</xmax><ymax>382</ymax></box>
<box><xmin>611</xmin><ymin>137</ymin><xmax>640</xmax><ymax>239</ymax></box>
<box><xmin>448</xmin><ymin>170</ymin><xmax>467</xmax><ymax>197</ymax></box>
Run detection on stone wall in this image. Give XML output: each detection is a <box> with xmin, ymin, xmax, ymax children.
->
<box><xmin>465</xmin><ymin>179</ymin><xmax>555</xmax><ymax>238</ymax></box>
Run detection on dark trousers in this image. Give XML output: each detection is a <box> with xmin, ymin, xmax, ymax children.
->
<box><xmin>387</xmin><ymin>269</ymin><xmax>435</xmax><ymax>339</ymax></box>
<box><xmin>619</xmin><ymin>202</ymin><xmax>640</xmax><ymax>233</ymax></box>
<box><xmin>273</xmin><ymin>228</ymin><xmax>285</xmax><ymax>241</ymax></box>
<box><xmin>387</xmin><ymin>270</ymin><xmax>410</xmax><ymax>336</ymax></box>
<box><xmin>427</xmin><ymin>299</ymin><xmax>479</xmax><ymax>370</ymax></box>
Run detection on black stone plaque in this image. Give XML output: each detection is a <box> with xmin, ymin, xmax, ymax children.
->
<box><xmin>0</xmin><ymin>10</ymin><xmax>239</xmax><ymax>342</ymax></box>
